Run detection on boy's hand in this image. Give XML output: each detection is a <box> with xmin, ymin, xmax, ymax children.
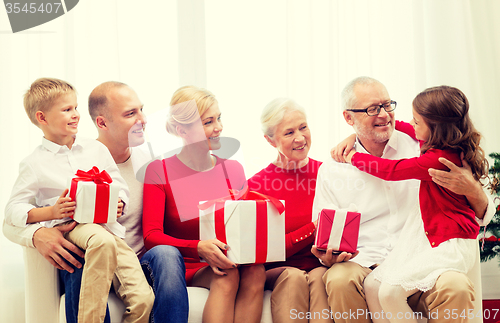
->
<box><xmin>117</xmin><ymin>199</ymin><xmax>124</xmax><ymax>218</ymax></box>
<box><xmin>51</xmin><ymin>189</ymin><xmax>76</xmax><ymax>219</ymax></box>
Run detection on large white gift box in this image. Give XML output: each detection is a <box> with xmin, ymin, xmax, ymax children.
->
<box><xmin>199</xmin><ymin>198</ymin><xmax>285</xmax><ymax>264</ymax></box>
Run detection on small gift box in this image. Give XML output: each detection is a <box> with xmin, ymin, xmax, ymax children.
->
<box><xmin>68</xmin><ymin>166</ymin><xmax>119</xmax><ymax>224</ymax></box>
<box><xmin>199</xmin><ymin>191</ymin><xmax>285</xmax><ymax>264</ymax></box>
<box><xmin>314</xmin><ymin>208</ymin><xmax>361</xmax><ymax>254</ymax></box>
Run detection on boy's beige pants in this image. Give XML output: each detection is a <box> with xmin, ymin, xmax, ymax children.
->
<box><xmin>66</xmin><ymin>223</ymin><xmax>154</xmax><ymax>323</ymax></box>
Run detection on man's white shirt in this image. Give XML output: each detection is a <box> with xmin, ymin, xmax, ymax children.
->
<box><xmin>314</xmin><ymin>130</ymin><xmax>431</xmax><ymax>267</ymax></box>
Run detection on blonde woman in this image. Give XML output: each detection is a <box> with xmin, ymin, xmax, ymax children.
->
<box><xmin>143</xmin><ymin>86</ymin><xmax>266</xmax><ymax>323</ymax></box>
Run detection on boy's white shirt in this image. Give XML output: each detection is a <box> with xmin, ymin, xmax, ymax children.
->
<box><xmin>4</xmin><ymin>136</ymin><xmax>129</xmax><ymax>238</ymax></box>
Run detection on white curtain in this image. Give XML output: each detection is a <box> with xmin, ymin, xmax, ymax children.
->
<box><xmin>203</xmin><ymin>0</ymin><xmax>500</xmax><ymax>175</ymax></box>
<box><xmin>1</xmin><ymin>1</ymin><xmax>499</xmax><ymax>321</ymax></box>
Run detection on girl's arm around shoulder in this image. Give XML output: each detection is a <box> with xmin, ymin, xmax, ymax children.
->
<box><xmin>395</xmin><ymin>120</ymin><xmax>417</xmax><ymax>140</ymax></box>
<box><xmin>349</xmin><ymin>149</ymin><xmax>452</xmax><ymax>182</ymax></box>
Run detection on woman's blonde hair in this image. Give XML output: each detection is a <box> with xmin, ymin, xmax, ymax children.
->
<box><xmin>261</xmin><ymin>98</ymin><xmax>306</xmax><ymax>138</ymax></box>
<box><xmin>166</xmin><ymin>85</ymin><xmax>217</xmax><ymax>136</ymax></box>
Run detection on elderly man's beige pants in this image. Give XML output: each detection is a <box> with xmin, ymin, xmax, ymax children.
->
<box><xmin>322</xmin><ymin>261</ymin><xmax>474</xmax><ymax>323</ymax></box>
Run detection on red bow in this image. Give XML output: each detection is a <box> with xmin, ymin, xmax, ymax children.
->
<box><xmin>199</xmin><ymin>188</ymin><xmax>284</xmax><ymax>264</ymax></box>
<box><xmin>198</xmin><ymin>187</ymin><xmax>284</xmax><ymax>214</ymax></box>
<box><xmin>74</xmin><ymin>166</ymin><xmax>112</xmax><ymax>184</ymax></box>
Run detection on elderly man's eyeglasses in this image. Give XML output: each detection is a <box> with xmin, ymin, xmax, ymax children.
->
<box><xmin>346</xmin><ymin>100</ymin><xmax>397</xmax><ymax>116</ymax></box>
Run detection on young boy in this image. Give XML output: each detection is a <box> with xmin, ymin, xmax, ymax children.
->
<box><xmin>4</xmin><ymin>78</ymin><xmax>154</xmax><ymax>323</ymax></box>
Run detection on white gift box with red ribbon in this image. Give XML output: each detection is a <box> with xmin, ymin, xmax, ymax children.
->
<box><xmin>68</xmin><ymin>167</ymin><xmax>119</xmax><ymax>224</ymax></box>
<box><xmin>199</xmin><ymin>194</ymin><xmax>285</xmax><ymax>264</ymax></box>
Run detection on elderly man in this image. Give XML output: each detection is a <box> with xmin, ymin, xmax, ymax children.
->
<box><xmin>311</xmin><ymin>76</ymin><xmax>494</xmax><ymax>323</ymax></box>
<box><xmin>3</xmin><ymin>81</ymin><xmax>189</xmax><ymax>323</ymax></box>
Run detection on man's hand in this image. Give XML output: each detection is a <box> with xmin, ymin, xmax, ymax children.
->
<box><xmin>33</xmin><ymin>222</ymin><xmax>84</xmax><ymax>273</ymax></box>
<box><xmin>428</xmin><ymin>155</ymin><xmax>478</xmax><ymax>195</ymax></box>
<box><xmin>311</xmin><ymin>245</ymin><xmax>359</xmax><ymax>267</ymax></box>
<box><xmin>197</xmin><ymin>239</ymin><xmax>237</xmax><ymax>276</ymax></box>
<box><xmin>429</xmin><ymin>154</ymin><xmax>488</xmax><ymax>219</ymax></box>
<box><xmin>117</xmin><ymin>199</ymin><xmax>124</xmax><ymax>218</ymax></box>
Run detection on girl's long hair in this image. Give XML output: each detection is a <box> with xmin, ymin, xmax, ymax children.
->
<box><xmin>412</xmin><ymin>86</ymin><xmax>488</xmax><ymax>181</ymax></box>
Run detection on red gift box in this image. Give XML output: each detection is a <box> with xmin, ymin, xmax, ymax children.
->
<box><xmin>314</xmin><ymin>209</ymin><xmax>361</xmax><ymax>254</ymax></box>
<box><xmin>68</xmin><ymin>166</ymin><xmax>119</xmax><ymax>224</ymax></box>
<box><xmin>199</xmin><ymin>190</ymin><xmax>286</xmax><ymax>264</ymax></box>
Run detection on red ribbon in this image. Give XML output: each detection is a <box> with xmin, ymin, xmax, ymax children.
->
<box><xmin>199</xmin><ymin>189</ymin><xmax>284</xmax><ymax>264</ymax></box>
<box><xmin>198</xmin><ymin>188</ymin><xmax>284</xmax><ymax>215</ymax></box>
<box><xmin>481</xmin><ymin>236</ymin><xmax>499</xmax><ymax>242</ymax></box>
<box><xmin>214</xmin><ymin>201</ymin><xmax>228</xmax><ymax>257</ymax></box>
<box><xmin>69</xmin><ymin>167</ymin><xmax>113</xmax><ymax>223</ymax></box>
<box><xmin>255</xmin><ymin>200</ymin><xmax>268</xmax><ymax>264</ymax></box>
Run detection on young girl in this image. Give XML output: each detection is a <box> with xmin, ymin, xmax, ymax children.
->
<box><xmin>345</xmin><ymin>85</ymin><xmax>488</xmax><ymax>323</ymax></box>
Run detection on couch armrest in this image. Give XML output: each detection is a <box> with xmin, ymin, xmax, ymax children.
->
<box><xmin>23</xmin><ymin>246</ymin><xmax>60</xmax><ymax>323</ymax></box>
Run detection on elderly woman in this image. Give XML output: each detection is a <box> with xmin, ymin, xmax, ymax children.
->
<box><xmin>142</xmin><ymin>86</ymin><xmax>266</xmax><ymax>323</ymax></box>
<box><xmin>247</xmin><ymin>98</ymin><xmax>333</xmax><ymax>323</ymax></box>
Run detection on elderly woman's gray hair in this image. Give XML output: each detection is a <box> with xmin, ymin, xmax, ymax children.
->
<box><xmin>261</xmin><ymin>98</ymin><xmax>306</xmax><ymax>138</ymax></box>
<box><xmin>341</xmin><ymin>76</ymin><xmax>385</xmax><ymax>111</ymax></box>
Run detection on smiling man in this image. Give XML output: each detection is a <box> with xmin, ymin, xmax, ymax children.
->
<box><xmin>91</xmin><ymin>82</ymin><xmax>148</xmax><ymax>164</ymax></box>
<box><xmin>311</xmin><ymin>76</ymin><xmax>494</xmax><ymax>323</ymax></box>
<box><xmin>71</xmin><ymin>81</ymin><xmax>189</xmax><ymax>323</ymax></box>
<box><xmin>3</xmin><ymin>81</ymin><xmax>189</xmax><ymax>323</ymax></box>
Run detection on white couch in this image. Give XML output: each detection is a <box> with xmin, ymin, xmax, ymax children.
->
<box><xmin>23</xmin><ymin>244</ymin><xmax>483</xmax><ymax>323</ymax></box>
<box><xmin>22</xmin><ymin>246</ymin><xmax>273</xmax><ymax>323</ymax></box>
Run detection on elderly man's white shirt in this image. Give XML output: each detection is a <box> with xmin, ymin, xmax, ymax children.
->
<box><xmin>313</xmin><ymin>130</ymin><xmax>422</xmax><ymax>267</ymax></box>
